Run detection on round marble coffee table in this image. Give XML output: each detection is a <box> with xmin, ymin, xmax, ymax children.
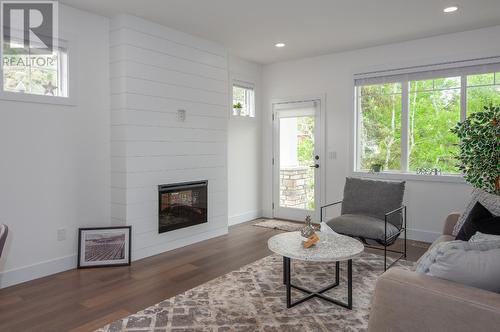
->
<box><xmin>268</xmin><ymin>231</ymin><xmax>364</xmax><ymax>309</ymax></box>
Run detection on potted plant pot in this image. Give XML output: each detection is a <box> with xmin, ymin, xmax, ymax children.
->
<box><xmin>371</xmin><ymin>163</ymin><xmax>383</xmax><ymax>173</ymax></box>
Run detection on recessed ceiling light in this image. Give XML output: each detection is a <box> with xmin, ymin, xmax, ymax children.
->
<box><xmin>443</xmin><ymin>6</ymin><xmax>458</xmax><ymax>13</ymax></box>
<box><xmin>275</xmin><ymin>42</ymin><xmax>286</xmax><ymax>48</ymax></box>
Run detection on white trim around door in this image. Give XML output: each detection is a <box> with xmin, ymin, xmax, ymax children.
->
<box><xmin>271</xmin><ymin>94</ymin><xmax>326</xmax><ymax>223</ymax></box>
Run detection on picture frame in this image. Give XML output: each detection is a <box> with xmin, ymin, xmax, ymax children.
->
<box><xmin>77</xmin><ymin>226</ymin><xmax>132</xmax><ymax>268</ymax></box>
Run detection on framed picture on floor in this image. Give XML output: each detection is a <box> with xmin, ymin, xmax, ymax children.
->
<box><xmin>77</xmin><ymin>226</ymin><xmax>132</xmax><ymax>268</ymax></box>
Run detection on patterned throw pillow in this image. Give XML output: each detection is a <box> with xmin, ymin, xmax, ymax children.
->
<box><xmin>455</xmin><ymin>202</ymin><xmax>500</xmax><ymax>241</ymax></box>
<box><xmin>452</xmin><ymin>188</ymin><xmax>500</xmax><ymax>236</ymax></box>
<box><xmin>415</xmin><ymin>240</ymin><xmax>500</xmax><ymax>293</ymax></box>
<box><xmin>470</xmin><ymin>232</ymin><xmax>500</xmax><ymax>243</ymax></box>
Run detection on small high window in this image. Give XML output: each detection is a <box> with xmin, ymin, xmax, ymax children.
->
<box><xmin>232</xmin><ymin>82</ymin><xmax>255</xmax><ymax>117</ymax></box>
<box><xmin>2</xmin><ymin>43</ymin><xmax>68</xmax><ymax>98</ymax></box>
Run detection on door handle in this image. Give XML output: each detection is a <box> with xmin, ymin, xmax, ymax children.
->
<box><xmin>309</xmin><ymin>164</ymin><xmax>319</xmax><ymax>168</ymax></box>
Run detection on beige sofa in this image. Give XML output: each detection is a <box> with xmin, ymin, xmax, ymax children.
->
<box><xmin>368</xmin><ymin>213</ymin><xmax>500</xmax><ymax>332</ymax></box>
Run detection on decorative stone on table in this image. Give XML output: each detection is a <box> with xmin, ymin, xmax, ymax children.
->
<box><xmin>300</xmin><ymin>216</ymin><xmax>319</xmax><ymax>248</ymax></box>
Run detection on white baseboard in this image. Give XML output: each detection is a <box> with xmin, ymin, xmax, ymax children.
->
<box><xmin>228</xmin><ymin>210</ymin><xmax>262</xmax><ymax>226</ymax></box>
<box><xmin>0</xmin><ymin>254</ymin><xmax>77</xmax><ymax>289</ymax></box>
<box><xmin>133</xmin><ymin>226</ymin><xmax>228</xmax><ymax>261</ymax></box>
<box><xmin>0</xmin><ymin>226</ymin><xmax>229</xmax><ymax>289</ymax></box>
<box><xmin>406</xmin><ymin>228</ymin><xmax>441</xmax><ymax>243</ymax></box>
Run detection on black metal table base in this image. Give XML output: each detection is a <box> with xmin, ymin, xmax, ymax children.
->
<box><xmin>283</xmin><ymin>257</ymin><xmax>352</xmax><ymax>309</ymax></box>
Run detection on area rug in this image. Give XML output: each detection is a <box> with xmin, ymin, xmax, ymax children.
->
<box><xmin>253</xmin><ymin>218</ymin><xmax>319</xmax><ymax>232</ymax></box>
<box><xmin>96</xmin><ymin>253</ymin><xmax>414</xmax><ymax>332</ymax></box>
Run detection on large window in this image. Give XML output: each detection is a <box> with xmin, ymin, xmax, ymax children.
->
<box><xmin>2</xmin><ymin>42</ymin><xmax>68</xmax><ymax>97</ymax></box>
<box><xmin>355</xmin><ymin>63</ymin><xmax>500</xmax><ymax>175</ymax></box>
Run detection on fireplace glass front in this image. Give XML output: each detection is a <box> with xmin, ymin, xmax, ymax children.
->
<box><xmin>158</xmin><ymin>181</ymin><xmax>208</xmax><ymax>233</ymax></box>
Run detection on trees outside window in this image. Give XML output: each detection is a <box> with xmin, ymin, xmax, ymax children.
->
<box><xmin>358</xmin><ymin>83</ymin><xmax>402</xmax><ymax>171</ymax></box>
<box><xmin>467</xmin><ymin>73</ymin><xmax>500</xmax><ymax>115</ymax></box>
<box><xmin>408</xmin><ymin>77</ymin><xmax>460</xmax><ymax>173</ymax></box>
<box><xmin>356</xmin><ymin>67</ymin><xmax>500</xmax><ymax>175</ymax></box>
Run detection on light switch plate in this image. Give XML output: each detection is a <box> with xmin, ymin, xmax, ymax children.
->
<box><xmin>57</xmin><ymin>228</ymin><xmax>66</xmax><ymax>241</ymax></box>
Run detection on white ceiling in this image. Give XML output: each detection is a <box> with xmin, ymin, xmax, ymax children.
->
<box><xmin>60</xmin><ymin>0</ymin><xmax>500</xmax><ymax>64</ymax></box>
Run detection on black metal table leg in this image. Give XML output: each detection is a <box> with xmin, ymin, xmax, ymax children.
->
<box><xmin>283</xmin><ymin>256</ymin><xmax>286</xmax><ymax>285</ymax></box>
<box><xmin>336</xmin><ymin>261</ymin><xmax>340</xmax><ymax>283</ymax></box>
<box><xmin>284</xmin><ymin>256</ymin><xmax>291</xmax><ymax>308</ymax></box>
<box><xmin>347</xmin><ymin>259</ymin><xmax>352</xmax><ymax>309</ymax></box>
<box><xmin>283</xmin><ymin>257</ymin><xmax>353</xmax><ymax>309</ymax></box>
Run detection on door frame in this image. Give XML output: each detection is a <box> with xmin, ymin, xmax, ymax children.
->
<box><xmin>271</xmin><ymin>94</ymin><xmax>326</xmax><ymax>222</ymax></box>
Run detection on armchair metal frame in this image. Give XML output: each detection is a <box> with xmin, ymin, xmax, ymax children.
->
<box><xmin>320</xmin><ymin>201</ymin><xmax>407</xmax><ymax>271</ymax></box>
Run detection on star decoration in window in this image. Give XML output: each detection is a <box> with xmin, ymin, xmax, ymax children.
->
<box><xmin>43</xmin><ymin>82</ymin><xmax>58</xmax><ymax>96</ymax></box>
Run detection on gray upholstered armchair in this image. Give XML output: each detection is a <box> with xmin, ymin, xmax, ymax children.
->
<box><xmin>321</xmin><ymin>177</ymin><xmax>406</xmax><ymax>270</ymax></box>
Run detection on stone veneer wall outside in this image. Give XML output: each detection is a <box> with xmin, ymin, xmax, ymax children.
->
<box><xmin>280</xmin><ymin>166</ymin><xmax>311</xmax><ymax>209</ymax></box>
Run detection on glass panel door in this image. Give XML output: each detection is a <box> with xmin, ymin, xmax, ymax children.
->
<box><xmin>273</xmin><ymin>100</ymin><xmax>321</xmax><ymax>222</ymax></box>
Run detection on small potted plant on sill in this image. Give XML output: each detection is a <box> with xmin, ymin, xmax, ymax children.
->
<box><xmin>451</xmin><ymin>104</ymin><xmax>499</xmax><ymax>195</ymax></box>
<box><xmin>370</xmin><ymin>161</ymin><xmax>384</xmax><ymax>173</ymax></box>
<box><xmin>233</xmin><ymin>102</ymin><xmax>243</xmax><ymax>116</ymax></box>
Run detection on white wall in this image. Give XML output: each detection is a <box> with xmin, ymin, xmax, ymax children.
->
<box><xmin>110</xmin><ymin>15</ymin><xmax>229</xmax><ymax>260</ymax></box>
<box><xmin>228</xmin><ymin>56</ymin><xmax>263</xmax><ymax>225</ymax></box>
<box><xmin>0</xmin><ymin>5</ymin><xmax>110</xmax><ymax>287</ymax></box>
<box><xmin>262</xmin><ymin>25</ymin><xmax>500</xmax><ymax>242</ymax></box>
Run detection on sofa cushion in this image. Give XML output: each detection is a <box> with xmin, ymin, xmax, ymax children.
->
<box><xmin>415</xmin><ymin>234</ymin><xmax>455</xmax><ymax>267</ymax></box>
<box><xmin>456</xmin><ymin>201</ymin><xmax>500</xmax><ymax>241</ymax></box>
<box><xmin>326</xmin><ymin>214</ymin><xmax>400</xmax><ymax>244</ymax></box>
<box><xmin>415</xmin><ymin>240</ymin><xmax>500</xmax><ymax>293</ymax></box>
<box><xmin>341</xmin><ymin>177</ymin><xmax>405</xmax><ymax>228</ymax></box>
<box><xmin>453</xmin><ymin>188</ymin><xmax>500</xmax><ymax>236</ymax></box>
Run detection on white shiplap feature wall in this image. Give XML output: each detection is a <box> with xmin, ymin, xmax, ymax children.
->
<box><xmin>110</xmin><ymin>15</ymin><xmax>229</xmax><ymax>260</ymax></box>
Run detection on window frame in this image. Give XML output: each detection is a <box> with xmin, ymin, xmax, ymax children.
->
<box><xmin>0</xmin><ymin>38</ymin><xmax>76</xmax><ymax>106</ymax></box>
<box><xmin>353</xmin><ymin>62</ymin><xmax>500</xmax><ymax>182</ymax></box>
<box><xmin>232</xmin><ymin>80</ymin><xmax>255</xmax><ymax>118</ymax></box>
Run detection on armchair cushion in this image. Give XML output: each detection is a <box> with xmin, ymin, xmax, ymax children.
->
<box><xmin>341</xmin><ymin>177</ymin><xmax>405</xmax><ymax>227</ymax></box>
<box><xmin>326</xmin><ymin>214</ymin><xmax>400</xmax><ymax>245</ymax></box>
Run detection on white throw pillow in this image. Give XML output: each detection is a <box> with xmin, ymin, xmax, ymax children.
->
<box><xmin>469</xmin><ymin>232</ymin><xmax>500</xmax><ymax>243</ymax></box>
<box><xmin>415</xmin><ymin>240</ymin><xmax>500</xmax><ymax>293</ymax></box>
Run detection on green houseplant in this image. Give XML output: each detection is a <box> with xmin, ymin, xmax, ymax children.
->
<box><xmin>451</xmin><ymin>104</ymin><xmax>499</xmax><ymax>195</ymax></box>
<box><xmin>370</xmin><ymin>163</ymin><xmax>383</xmax><ymax>173</ymax></box>
<box><xmin>233</xmin><ymin>102</ymin><xmax>242</xmax><ymax>116</ymax></box>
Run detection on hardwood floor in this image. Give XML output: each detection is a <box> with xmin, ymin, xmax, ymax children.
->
<box><xmin>0</xmin><ymin>221</ymin><xmax>429</xmax><ymax>332</ymax></box>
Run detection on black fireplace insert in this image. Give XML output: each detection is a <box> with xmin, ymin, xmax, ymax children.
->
<box><xmin>158</xmin><ymin>181</ymin><xmax>208</xmax><ymax>233</ymax></box>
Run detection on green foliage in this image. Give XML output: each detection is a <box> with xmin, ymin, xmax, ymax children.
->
<box><xmin>296</xmin><ymin>116</ymin><xmax>315</xmax><ymax>209</ymax></box>
<box><xmin>467</xmin><ymin>73</ymin><xmax>500</xmax><ymax>115</ymax></box>
<box><xmin>359</xmin><ymin>73</ymin><xmax>500</xmax><ymax>174</ymax></box>
<box><xmin>450</xmin><ymin>105</ymin><xmax>500</xmax><ymax>194</ymax></box>
<box><xmin>297</xmin><ymin>117</ymin><xmax>315</xmax><ymax>166</ymax></box>
<box><xmin>408</xmin><ymin>77</ymin><xmax>460</xmax><ymax>173</ymax></box>
<box><xmin>233</xmin><ymin>102</ymin><xmax>242</xmax><ymax>109</ymax></box>
<box><xmin>359</xmin><ymin>83</ymin><xmax>401</xmax><ymax>170</ymax></box>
